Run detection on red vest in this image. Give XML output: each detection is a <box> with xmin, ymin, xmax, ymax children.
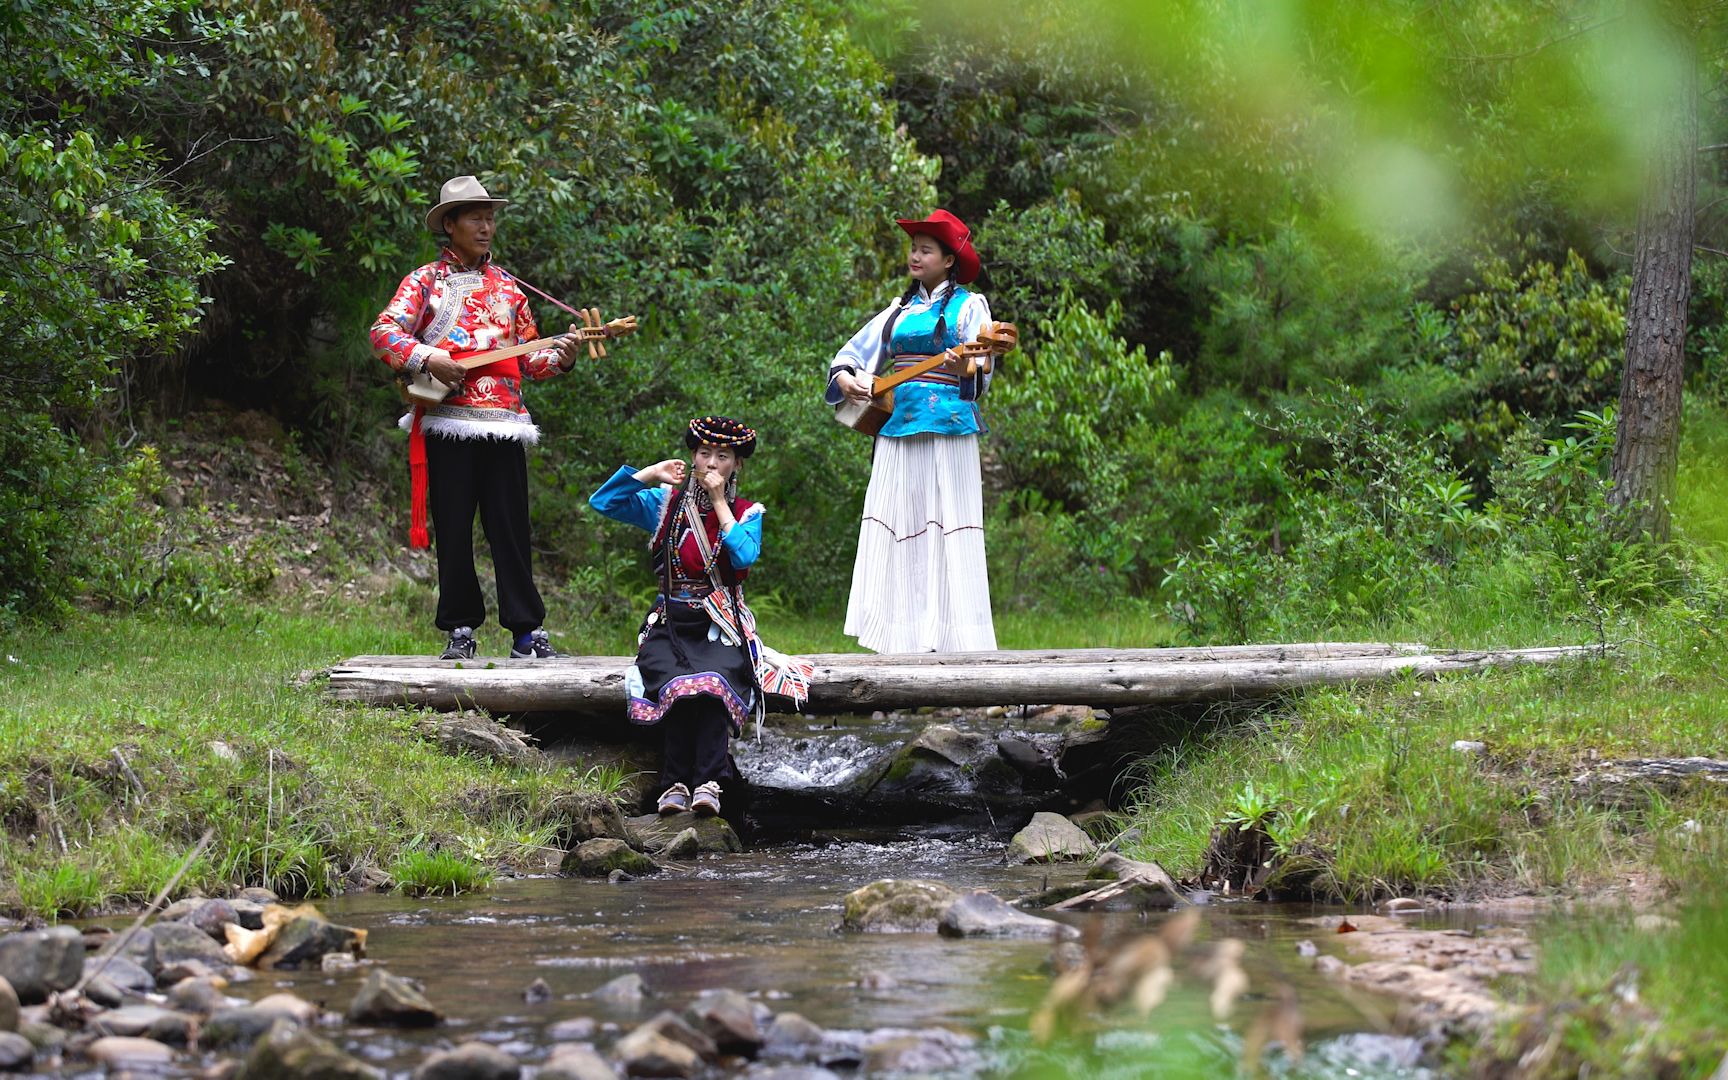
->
<box><xmin>662</xmin><ymin>497</ymin><xmax>755</xmax><ymax>584</ymax></box>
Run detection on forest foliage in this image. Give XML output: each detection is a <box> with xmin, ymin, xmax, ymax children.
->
<box><xmin>4</xmin><ymin>0</ymin><xmax>1726</xmax><ymax>634</ymax></box>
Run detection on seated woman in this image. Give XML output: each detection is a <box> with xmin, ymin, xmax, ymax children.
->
<box><xmin>588</xmin><ymin>416</ymin><xmax>808</xmax><ymax>818</ymax></box>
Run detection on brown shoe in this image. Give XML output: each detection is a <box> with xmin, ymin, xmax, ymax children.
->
<box><xmin>691</xmin><ymin>781</ymin><xmax>721</xmax><ymax>817</ymax></box>
<box><xmin>657</xmin><ymin>784</ymin><xmax>691</xmax><ymax>815</ymax></box>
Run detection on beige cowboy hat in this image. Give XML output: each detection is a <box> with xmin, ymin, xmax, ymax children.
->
<box><xmin>425</xmin><ymin>175</ymin><xmax>508</xmax><ymax>232</ymax></box>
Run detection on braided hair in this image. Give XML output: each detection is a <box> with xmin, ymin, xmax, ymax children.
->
<box><xmin>930</xmin><ymin>261</ymin><xmax>960</xmax><ymax>348</ymax></box>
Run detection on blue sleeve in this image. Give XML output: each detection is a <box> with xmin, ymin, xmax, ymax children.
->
<box><xmin>588</xmin><ymin>466</ymin><xmax>666</xmax><ymax>533</ymax></box>
<box><xmin>720</xmin><ymin>508</ymin><xmax>763</xmax><ymax>569</ymax></box>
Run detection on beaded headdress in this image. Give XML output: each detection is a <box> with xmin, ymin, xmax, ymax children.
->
<box><xmin>684</xmin><ymin>415</ymin><xmax>756</xmax><ymax>458</ymax></box>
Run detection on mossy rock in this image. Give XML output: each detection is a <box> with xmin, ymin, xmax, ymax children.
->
<box><xmin>561</xmin><ymin>838</ymin><xmax>659</xmax><ymax>877</ymax></box>
<box><xmin>626</xmin><ymin>813</ymin><xmax>742</xmax><ymax>854</ymax></box>
<box><xmin>840</xmin><ymin>879</ymin><xmax>960</xmax><ymax>933</ymax></box>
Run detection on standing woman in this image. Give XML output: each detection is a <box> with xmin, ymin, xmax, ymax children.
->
<box><xmin>827</xmin><ymin>210</ymin><xmax>999</xmax><ymax>653</ymax></box>
<box><xmin>589</xmin><ymin>417</ymin><xmax>808</xmax><ymax>817</ymax></box>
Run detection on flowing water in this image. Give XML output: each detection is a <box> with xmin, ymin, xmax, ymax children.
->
<box><xmin>65</xmin><ymin>704</ymin><xmax>1478</xmax><ymax>1076</ymax></box>
<box><xmin>232</xmin><ymin>834</ymin><xmax>1458</xmax><ymax>1078</ymax></box>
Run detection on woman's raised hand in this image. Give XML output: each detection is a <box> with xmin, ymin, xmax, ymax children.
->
<box><xmin>636</xmin><ymin>459</ymin><xmax>687</xmax><ymax>487</ymax></box>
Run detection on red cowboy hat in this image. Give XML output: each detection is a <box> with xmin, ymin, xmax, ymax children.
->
<box><xmin>896</xmin><ymin>209</ymin><xmax>981</xmax><ymax>285</ymax></box>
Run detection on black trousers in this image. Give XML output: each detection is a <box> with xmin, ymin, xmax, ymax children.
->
<box><xmin>659</xmin><ymin>698</ymin><xmax>732</xmax><ymax>788</ymax></box>
<box><xmin>426</xmin><ymin>433</ymin><xmax>546</xmax><ymax>635</ymax></box>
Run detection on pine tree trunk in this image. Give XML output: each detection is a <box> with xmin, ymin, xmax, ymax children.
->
<box><xmin>1608</xmin><ymin>36</ymin><xmax>1697</xmax><ymax>541</ymax></box>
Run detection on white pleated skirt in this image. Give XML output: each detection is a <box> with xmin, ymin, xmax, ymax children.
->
<box><xmin>845</xmin><ymin>432</ymin><xmax>997</xmax><ymax>653</ymax></box>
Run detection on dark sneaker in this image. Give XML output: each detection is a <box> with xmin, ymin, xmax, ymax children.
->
<box><xmin>657</xmin><ymin>784</ymin><xmax>691</xmax><ymax>815</ymax></box>
<box><xmin>691</xmin><ymin>781</ymin><xmax>721</xmax><ymax>817</ymax></box>
<box><xmin>440</xmin><ymin>626</ymin><xmax>476</xmax><ymax>660</ymax></box>
<box><xmin>511</xmin><ymin>628</ymin><xmax>565</xmax><ymax>659</ymax></box>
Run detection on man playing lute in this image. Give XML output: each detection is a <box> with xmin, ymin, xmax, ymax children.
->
<box><xmin>370</xmin><ymin>175</ymin><xmax>631</xmax><ymax>660</ymax></box>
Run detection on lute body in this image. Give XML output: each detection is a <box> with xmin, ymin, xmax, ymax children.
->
<box><xmin>833</xmin><ymin>321</ymin><xmax>1017</xmax><ymax>435</ymax></box>
<box><xmin>402</xmin><ymin>312</ymin><xmax>637</xmax><ymax>406</ymax></box>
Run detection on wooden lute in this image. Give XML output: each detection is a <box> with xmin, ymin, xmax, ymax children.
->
<box><xmin>834</xmin><ymin>321</ymin><xmax>1018</xmax><ymax>435</ymax></box>
<box><xmin>402</xmin><ymin>310</ymin><xmax>638</xmax><ymax>405</ymax></box>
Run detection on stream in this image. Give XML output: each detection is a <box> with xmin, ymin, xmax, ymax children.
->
<box><xmin>217</xmin><ymin>834</ymin><xmax>1454</xmax><ymax>1079</ymax></box>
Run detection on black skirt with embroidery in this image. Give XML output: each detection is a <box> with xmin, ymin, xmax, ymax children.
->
<box><xmin>626</xmin><ymin>598</ymin><xmax>755</xmax><ymax>735</ymax></box>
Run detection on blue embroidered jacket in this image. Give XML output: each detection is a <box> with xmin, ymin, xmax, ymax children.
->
<box><xmin>826</xmin><ymin>282</ymin><xmax>994</xmax><ymax>437</ymax></box>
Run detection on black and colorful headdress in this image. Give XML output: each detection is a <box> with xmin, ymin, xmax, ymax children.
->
<box><xmin>685</xmin><ymin>415</ymin><xmax>757</xmax><ymax>458</ymax></box>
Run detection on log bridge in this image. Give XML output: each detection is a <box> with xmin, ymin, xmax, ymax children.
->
<box><xmin>323</xmin><ymin>642</ymin><xmax>1599</xmax><ymax>716</ymax></box>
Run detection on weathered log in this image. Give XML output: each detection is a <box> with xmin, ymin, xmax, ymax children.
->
<box><xmin>323</xmin><ymin>645</ymin><xmax>1599</xmax><ymax>715</ymax></box>
<box><xmin>330</xmin><ymin>642</ymin><xmax>1426</xmax><ymax>670</ymax></box>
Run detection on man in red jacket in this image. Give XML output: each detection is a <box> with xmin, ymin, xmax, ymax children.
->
<box><xmin>370</xmin><ymin>175</ymin><xmax>583</xmax><ymax>660</ymax></box>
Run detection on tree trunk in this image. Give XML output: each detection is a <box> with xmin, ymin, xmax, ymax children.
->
<box><xmin>1609</xmin><ymin>30</ymin><xmax>1697</xmax><ymax>540</ymax></box>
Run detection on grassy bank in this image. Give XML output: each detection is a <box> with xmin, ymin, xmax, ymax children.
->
<box><xmin>0</xmin><ymin>489</ymin><xmax>1175</xmax><ymax>923</ymax></box>
<box><xmin>1115</xmin><ymin>402</ymin><xmax>1728</xmax><ymax>903</ymax></box>
<box><xmin>1119</xmin><ymin>601</ymin><xmax>1728</xmax><ymax>900</ymax></box>
<box><xmin>0</xmin><ymin>603</ymin><xmax>630</xmax><ymax>919</ymax></box>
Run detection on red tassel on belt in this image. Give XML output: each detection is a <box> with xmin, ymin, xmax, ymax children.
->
<box><xmin>408</xmin><ymin>405</ymin><xmax>430</xmax><ymax>549</ymax></box>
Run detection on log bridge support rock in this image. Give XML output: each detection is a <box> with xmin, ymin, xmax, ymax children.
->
<box><xmin>323</xmin><ymin>642</ymin><xmax>1599</xmax><ymax>717</ymax></box>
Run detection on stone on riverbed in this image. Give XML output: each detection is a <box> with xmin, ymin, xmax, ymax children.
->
<box><xmin>0</xmin><ymin>1031</ymin><xmax>31</xmax><ymax>1071</ymax></box>
<box><xmin>1005</xmin><ymin>812</ymin><xmax>1096</xmax><ymax>865</ymax></box>
<box><xmin>840</xmin><ymin>880</ymin><xmax>961</xmax><ymax>933</ymax></box>
<box><xmin>347</xmin><ymin>969</ymin><xmax>441</xmax><ymax>1027</ymax></box>
<box><xmin>84</xmin><ymin>955</ymin><xmax>157</xmax><ymax>998</ymax></box>
<box><xmin>763</xmin><ymin>1012</ymin><xmax>825</xmax><ymax>1057</ymax></box>
<box><xmin>258</xmin><ymin>912</ymin><xmax>368</xmax><ymax>970</ymax></box>
<box><xmin>685</xmin><ymin>988</ymin><xmax>761</xmax><ymax>1056</ymax></box>
<box><xmin>204</xmin><ymin>994</ymin><xmax>319</xmax><ymax>1049</ymax></box>
<box><xmin>612</xmin><ymin>1027</ymin><xmax>698</xmax><ymax>1078</ymax></box>
<box><xmin>91</xmin><ymin>1004</ymin><xmax>197</xmax><ymax>1043</ymax></box>
<box><xmin>626</xmin><ymin>814</ymin><xmax>742</xmax><ymax>855</ymax></box>
<box><xmin>238</xmin><ymin>1020</ymin><xmax>381</xmax><ymax>1080</ymax></box>
<box><xmin>153</xmin><ymin>920</ymin><xmax>233</xmax><ymax>967</ymax></box>
<box><xmin>540</xmin><ymin>1044</ymin><xmax>618</xmax><ymax>1080</ymax></box>
<box><xmin>0</xmin><ymin>927</ymin><xmax>84</xmax><ymax>1003</ymax></box>
<box><xmin>633</xmin><ymin>1011</ymin><xmax>718</xmax><ymax>1063</ymax></box>
<box><xmin>862</xmin><ymin>1033</ymin><xmax>977</xmax><ymax>1074</ymax></box>
<box><xmin>546</xmin><ymin>1017</ymin><xmax>598</xmax><ymax>1041</ymax></box>
<box><xmin>591</xmin><ymin>973</ymin><xmax>649</xmax><ymax>1005</ymax></box>
<box><xmin>188</xmin><ymin>898</ymin><xmax>242</xmax><ymax>940</ymax></box>
<box><xmin>167</xmin><ymin>976</ymin><xmax>232</xmax><ymax>1016</ymax></box>
<box><xmin>95</xmin><ymin>926</ymin><xmax>158</xmax><ymax>974</ymax></box>
<box><xmin>86</xmin><ymin>1035</ymin><xmax>176</xmax><ymax>1069</ymax></box>
<box><xmin>414</xmin><ymin>1041</ymin><xmax>520</xmax><ymax>1080</ymax></box>
<box><xmin>661</xmin><ymin>828</ymin><xmax>701</xmax><ymax>861</ymax></box>
<box><xmin>157</xmin><ymin>958</ymin><xmax>218</xmax><ymax>988</ymax></box>
<box><xmin>563</xmin><ymin>839</ymin><xmax>660</xmax><ymax>878</ymax></box>
<box><xmin>0</xmin><ymin>975</ymin><xmax>16</xmax><ymax>1033</ymax></box>
<box><xmin>937</xmin><ymin>890</ymin><xmax>1079</xmax><ymax>940</ymax></box>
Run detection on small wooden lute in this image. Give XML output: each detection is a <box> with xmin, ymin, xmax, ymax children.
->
<box><xmin>402</xmin><ymin>311</ymin><xmax>638</xmax><ymax>406</ymax></box>
<box><xmin>834</xmin><ymin>321</ymin><xmax>1018</xmax><ymax>435</ymax></box>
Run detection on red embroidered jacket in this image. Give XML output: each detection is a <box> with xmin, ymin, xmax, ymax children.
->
<box><xmin>370</xmin><ymin>249</ymin><xmax>569</xmax><ymax>443</ymax></box>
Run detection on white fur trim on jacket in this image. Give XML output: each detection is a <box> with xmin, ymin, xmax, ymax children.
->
<box><xmin>398</xmin><ymin>411</ymin><xmax>542</xmax><ymax>445</ymax></box>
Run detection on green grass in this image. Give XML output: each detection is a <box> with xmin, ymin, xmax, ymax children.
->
<box><xmin>755</xmin><ymin>603</ymin><xmax>1177</xmax><ymax>654</ymax></box>
<box><xmin>1676</xmin><ymin>400</ymin><xmax>1728</xmax><ymax>562</ymax></box>
<box><xmin>0</xmin><ymin>602</ymin><xmax>626</xmax><ymax>919</ymax></box>
<box><xmin>388</xmin><ymin>847</ymin><xmax>495</xmax><ymax>896</ymax></box>
<box><xmin>1472</xmin><ymin>888</ymin><xmax>1728</xmax><ymax>1077</ymax></box>
<box><xmin>1112</xmin><ymin>403</ymin><xmax>1728</xmax><ymax>902</ymax></box>
<box><xmin>1119</xmin><ymin>596</ymin><xmax>1728</xmax><ymax>900</ymax></box>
